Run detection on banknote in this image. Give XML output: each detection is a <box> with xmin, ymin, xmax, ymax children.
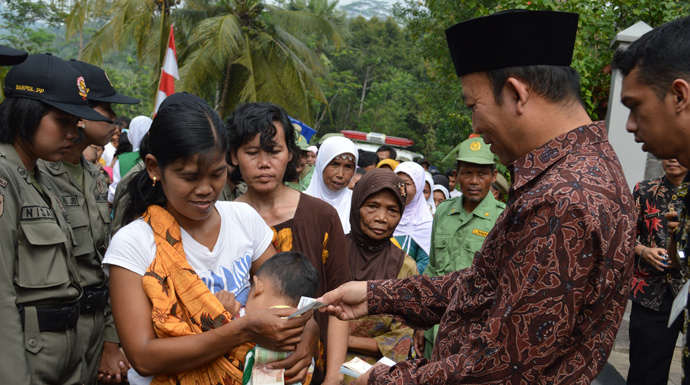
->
<box><xmin>254</xmin><ymin>345</ymin><xmax>291</xmax><ymax>364</ymax></box>
<box><xmin>252</xmin><ymin>364</ymin><xmax>285</xmax><ymax>385</ymax></box>
<box><xmin>287</xmin><ymin>296</ymin><xmax>326</xmax><ymax>319</ymax></box>
<box><xmin>339</xmin><ymin>356</ymin><xmax>396</xmax><ymax>378</ymax></box>
<box><xmin>339</xmin><ymin>357</ymin><xmax>372</xmax><ymax>378</ymax></box>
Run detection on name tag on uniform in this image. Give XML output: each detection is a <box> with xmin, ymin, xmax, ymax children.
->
<box><xmin>21</xmin><ymin>206</ymin><xmax>55</xmax><ymax>220</ymax></box>
<box><xmin>472</xmin><ymin>229</ymin><xmax>488</xmax><ymax>237</ymax></box>
<box><xmin>61</xmin><ymin>195</ymin><xmax>79</xmax><ymax>207</ymax></box>
<box><xmin>94</xmin><ymin>193</ymin><xmax>108</xmax><ymax>203</ymax></box>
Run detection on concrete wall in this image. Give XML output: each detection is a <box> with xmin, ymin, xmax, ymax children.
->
<box><xmin>605</xmin><ymin>21</ymin><xmax>654</xmax><ymax>191</ymax></box>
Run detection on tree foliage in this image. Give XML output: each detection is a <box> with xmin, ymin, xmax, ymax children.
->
<box><xmin>77</xmin><ymin>0</ymin><xmax>344</xmax><ymax>121</ymax></box>
<box><xmin>394</xmin><ymin>0</ymin><xmax>690</xmax><ymax>165</ymax></box>
<box><xmin>1</xmin><ymin>0</ymin><xmax>689</xmax><ymax>168</ymax></box>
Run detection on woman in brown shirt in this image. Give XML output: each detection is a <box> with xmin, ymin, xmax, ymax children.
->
<box><xmin>228</xmin><ymin>102</ymin><xmax>351</xmax><ymax>384</ymax></box>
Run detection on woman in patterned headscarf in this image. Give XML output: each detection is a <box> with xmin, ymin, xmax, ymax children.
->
<box><xmin>343</xmin><ymin>169</ymin><xmax>417</xmax><ymax>383</ymax></box>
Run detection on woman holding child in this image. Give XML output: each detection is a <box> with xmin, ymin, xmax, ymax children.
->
<box><xmin>103</xmin><ymin>101</ymin><xmax>316</xmax><ymax>385</ymax></box>
<box><xmin>343</xmin><ymin>168</ymin><xmax>417</xmax><ymax>383</ymax></box>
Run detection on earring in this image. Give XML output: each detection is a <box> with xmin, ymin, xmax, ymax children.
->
<box><xmin>152</xmin><ymin>176</ymin><xmax>157</xmax><ymax>187</ymax></box>
<box><xmin>79</xmin><ymin>122</ymin><xmax>85</xmax><ymax>129</ymax></box>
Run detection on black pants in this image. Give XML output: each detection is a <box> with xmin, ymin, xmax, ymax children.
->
<box><xmin>627</xmin><ymin>289</ymin><xmax>683</xmax><ymax>385</ymax></box>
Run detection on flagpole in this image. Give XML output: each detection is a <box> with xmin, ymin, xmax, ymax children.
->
<box><xmin>153</xmin><ymin>0</ymin><xmax>167</xmax><ymax>115</ymax></box>
<box><xmin>154</xmin><ymin>24</ymin><xmax>179</xmax><ymax>114</ymax></box>
<box><xmin>153</xmin><ymin>24</ymin><xmax>169</xmax><ymax>115</ymax></box>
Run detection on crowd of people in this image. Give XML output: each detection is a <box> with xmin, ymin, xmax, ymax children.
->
<box><xmin>3</xmin><ymin>7</ymin><xmax>690</xmax><ymax>385</ymax></box>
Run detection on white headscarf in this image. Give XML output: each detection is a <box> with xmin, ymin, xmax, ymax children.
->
<box><xmin>433</xmin><ymin>184</ymin><xmax>450</xmax><ymax>200</ymax></box>
<box><xmin>304</xmin><ymin>136</ymin><xmax>359</xmax><ymax>233</ymax></box>
<box><xmin>394</xmin><ymin>162</ymin><xmax>433</xmax><ymax>255</ymax></box>
<box><xmin>128</xmin><ymin>116</ymin><xmax>152</xmax><ymax>151</ymax></box>
<box><xmin>424</xmin><ymin>172</ymin><xmax>435</xmax><ymax>215</ymax></box>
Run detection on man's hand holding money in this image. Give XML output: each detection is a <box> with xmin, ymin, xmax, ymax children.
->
<box><xmin>317</xmin><ymin>281</ymin><xmax>369</xmax><ymax>321</ymax></box>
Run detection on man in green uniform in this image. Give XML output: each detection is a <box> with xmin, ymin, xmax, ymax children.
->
<box><xmin>39</xmin><ymin>60</ymin><xmax>139</xmax><ymax>384</ymax></box>
<box><xmin>418</xmin><ymin>136</ymin><xmax>505</xmax><ymax>358</ymax></box>
<box><xmin>286</xmin><ymin>132</ymin><xmax>311</xmax><ymax>191</ymax></box>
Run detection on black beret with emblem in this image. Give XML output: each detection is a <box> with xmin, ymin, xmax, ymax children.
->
<box><xmin>4</xmin><ymin>53</ymin><xmax>111</xmax><ymax>122</ymax></box>
<box><xmin>445</xmin><ymin>10</ymin><xmax>579</xmax><ymax>77</ymax></box>
<box><xmin>68</xmin><ymin>60</ymin><xmax>140</xmax><ymax>105</ymax></box>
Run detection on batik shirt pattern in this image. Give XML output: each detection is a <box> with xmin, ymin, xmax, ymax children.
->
<box><xmin>630</xmin><ymin>176</ymin><xmax>683</xmax><ymax>310</ymax></box>
<box><xmin>365</xmin><ymin>122</ymin><xmax>635</xmax><ymax>384</ymax></box>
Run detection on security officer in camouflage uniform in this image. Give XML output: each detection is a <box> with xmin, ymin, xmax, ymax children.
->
<box><xmin>418</xmin><ymin>136</ymin><xmax>506</xmax><ymax>358</ymax></box>
<box><xmin>39</xmin><ymin>60</ymin><xmax>140</xmax><ymax>384</ymax></box>
<box><xmin>0</xmin><ymin>53</ymin><xmax>112</xmax><ymax>384</ymax></box>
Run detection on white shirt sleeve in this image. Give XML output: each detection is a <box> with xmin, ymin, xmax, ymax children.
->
<box><xmin>102</xmin><ymin>219</ymin><xmax>155</xmax><ymax>276</ymax></box>
<box><xmin>102</xmin><ymin>143</ymin><xmax>116</xmax><ymax>167</ymax></box>
<box><xmin>108</xmin><ymin>160</ymin><xmax>121</xmax><ymax>204</ymax></box>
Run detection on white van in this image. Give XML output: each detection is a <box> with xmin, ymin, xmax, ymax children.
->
<box><xmin>318</xmin><ymin>131</ymin><xmax>423</xmax><ymax>162</ymax></box>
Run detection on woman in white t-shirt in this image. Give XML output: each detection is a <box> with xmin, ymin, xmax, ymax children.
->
<box><xmin>103</xmin><ymin>100</ymin><xmax>317</xmax><ymax>385</ymax></box>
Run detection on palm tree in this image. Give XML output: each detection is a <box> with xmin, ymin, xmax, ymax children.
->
<box><xmin>80</xmin><ymin>0</ymin><xmax>344</xmax><ymax>122</ymax></box>
<box><xmin>65</xmin><ymin>0</ymin><xmax>114</xmax><ymax>59</ymax></box>
<box><xmin>276</xmin><ymin>0</ymin><xmax>348</xmax><ymax>54</ymax></box>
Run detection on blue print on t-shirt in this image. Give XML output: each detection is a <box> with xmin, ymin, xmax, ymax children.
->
<box><xmin>199</xmin><ymin>253</ymin><xmax>252</xmax><ymax>305</ymax></box>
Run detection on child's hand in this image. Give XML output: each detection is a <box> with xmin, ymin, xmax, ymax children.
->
<box><xmin>215</xmin><ymin>290</ymin><xmax>241</xmax><ymax>317</ymax></box>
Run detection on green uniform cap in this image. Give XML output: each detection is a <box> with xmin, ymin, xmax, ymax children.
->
<box><xmin>296</xmin><ymin>133</ymin><xmax>309</xmax><ymax>150</ymax></box>
<box><xmin>456</xmin><ymin>137</ymin><xmax>493</xmax><ymax>165</ymax></box>
<box><xmin>292</xmin><ymin>123</ymin><xmax>309</xmax><ymax>151</ymax></box>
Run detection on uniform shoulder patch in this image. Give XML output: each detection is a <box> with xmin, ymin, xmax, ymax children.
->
<box><xmin>17</xmin><ymin>167</ymin><xmax>28</xmax><ymax>181</ymax></box>
<box><xmin>96</xmin><ymin>177</ymin><xmax>107</xmax><ymax>194</ymax></box>
<box><xmin>0</xmin><ymin>177</ymin><xmax>7</xmax><ymax>188</ymax></box>
<box><xmin>20</xmin><ymin>206</ymin><xmax>55</xmax><ymax>220</ymax></box>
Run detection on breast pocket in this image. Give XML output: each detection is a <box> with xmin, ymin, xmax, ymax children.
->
<box><xmin>96</xmin><ymin>202</ymin><xmax>111</xmax><ymax>248</ymax></box>
<box><xmin>433</xmin><ymin>234</ymin><xmax>451</xmax><ymax>270</ymax></box>
<box><xmin>67</xmin><ymin>208</ymin><xmax>95</xmax><ymax>257</ymax></box>
<box><xmin>434</xmin><ymin>234</ymin><xmax>450</xmax><ymax>252</ymax></box>
<box><xmin>97</xmin><ymin>203</ymin><xmax>111</xmax><ymax>223</ymax></box>
<box><xmin>16</xmin><ymin>221</ymin><xmax>70</xmax><ymax>288</ymax></box>
<box><xmin>462</xmin><ymin>229</ymin><xmax>490</xmax><ymax>262</ymax></box>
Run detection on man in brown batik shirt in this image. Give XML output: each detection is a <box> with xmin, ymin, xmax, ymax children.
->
<box><xmin>318</xmin><ymin>10</ymin><xmax>635</xmax><ymax>385</ymax></box>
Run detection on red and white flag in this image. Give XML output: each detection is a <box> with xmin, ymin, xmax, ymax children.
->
<box><xmin>154</xmin><ymin>24</ymin><xmax>179</xmax><ymax>113</ymax></box>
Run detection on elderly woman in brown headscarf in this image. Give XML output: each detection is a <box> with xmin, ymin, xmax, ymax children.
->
<box><xmin>343</xmin><ymin>169</ymin><xmax>417</xmax><ymax>383</ymax></box>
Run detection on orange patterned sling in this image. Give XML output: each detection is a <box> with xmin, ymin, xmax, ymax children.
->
<box><xmin>142</xmin><ymin>205</ymin><xmax>253</xmax><ymax>385</ymax></box>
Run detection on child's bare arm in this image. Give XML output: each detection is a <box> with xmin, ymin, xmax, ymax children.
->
<box><xmin>214</xmin><ymin>290</ymin><xmax>242</xmax><ymax>317</ymax></box>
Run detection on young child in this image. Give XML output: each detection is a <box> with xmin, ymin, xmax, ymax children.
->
<box><xmin>215</xmin><ymin>251</ymin><xmax>320</xmax><ymax>385</ymax></box>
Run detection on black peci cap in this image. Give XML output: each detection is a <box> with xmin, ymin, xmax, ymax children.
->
<box><xmin>445</xmin><ymin>10</ymin><xmax>579</xmax><ymax>77</ymax></box>
<box><xmin>0</xmin><ymin>45</ymin><xmax>28</xmax><ymax>66</ymax></box>
<box><xmin>68</xmin><ymin>60</ymin><xmax>140</xmax><ymax>105</ymax></box>
<box><xmin>4</xmin><ymin>54</ymin><xmax>112</xmax><ymax>122</ymax></box>
<box><xmin>158</xmin><ymin>92</ymin><xmax>208</xmax><ymax>111</ymax></box>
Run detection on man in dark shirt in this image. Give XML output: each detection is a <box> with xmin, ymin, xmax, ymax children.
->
<box><xmin>628</xmin><ymin>159</ymin><xmax>687</xmax><ymax>385</ymax></box>
<box><xmin>319</xmin><ymin>10</ymin><xmax>635</xmax><ymax>384</ymax></box>
<box><xmin>613</xmin><ymin>15</ymin><xmax>690</xmax><ymax>384</ymax></box>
